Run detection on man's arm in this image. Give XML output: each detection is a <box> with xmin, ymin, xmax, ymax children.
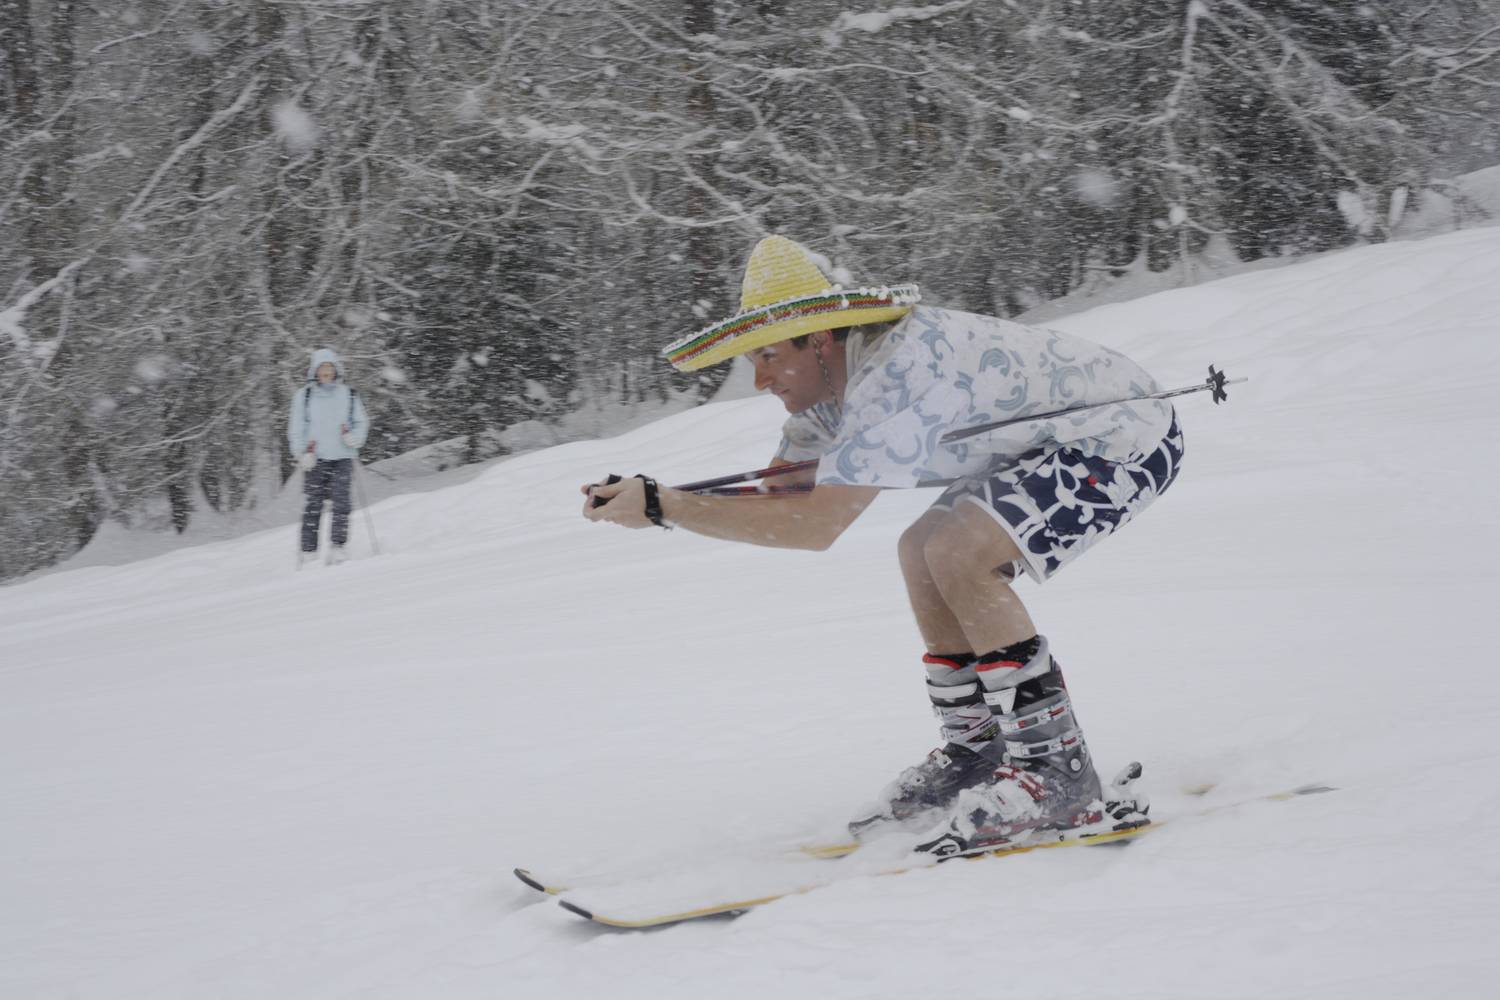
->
<box><xmin>583</xmin><ymin>476</ymin><xmax>878</xmax><ymax>551</ymax></box>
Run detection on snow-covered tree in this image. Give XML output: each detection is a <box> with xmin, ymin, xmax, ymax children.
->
<box><xmin>3</xmin><ymin>0</ymin><xmax>1497</xmax><ymax>579</ymax></box>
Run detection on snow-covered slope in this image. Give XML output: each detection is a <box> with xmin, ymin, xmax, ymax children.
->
<box><xmin>3</xmin><ymin>227</ymin><xmax>1499</xmax><ymax>999</ymax></box>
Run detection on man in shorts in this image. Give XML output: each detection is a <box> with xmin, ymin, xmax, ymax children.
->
<box><xmin>583</xmin><ymin>236</ymin><xmax>1182</xmax><ymax>853</ymax></box>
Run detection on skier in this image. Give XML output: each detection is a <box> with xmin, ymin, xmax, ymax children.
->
<box><xmin>582</xmin><ymin>236</ymin><xmax>1182</xmax><ymax>853</ymax></box>
<box><xmin>288</xmin><ymin>348</ymin><xmax>369</xmax><ymax>566</ymax></box>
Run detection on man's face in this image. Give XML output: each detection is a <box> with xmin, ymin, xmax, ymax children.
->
<box><xmin>316</xmin><ymin>363</ymin><xmax>336</xmax><ymax>384</ymax></box>
<box><xmin>747</xmin><ymin>337</ymin><xmax>828</xmax><ymax>413</ymax></box>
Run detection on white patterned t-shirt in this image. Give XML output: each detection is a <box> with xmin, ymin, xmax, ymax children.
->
<box><xmin>776</xmin><ymin>305</ymin><xmax>1173</xmax><ymax>488</ymax></box>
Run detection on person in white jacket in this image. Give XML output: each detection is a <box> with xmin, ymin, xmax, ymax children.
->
<box><xmin>287</xmin><ymin>348</ymin><xmax>369</xmax><ymax>563</ymax></box>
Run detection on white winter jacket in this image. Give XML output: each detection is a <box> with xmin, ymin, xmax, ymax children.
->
<box><xmin>287</xmin><ymin>348</ymin><xmax>370</xmax><ymax>461</ymax></box>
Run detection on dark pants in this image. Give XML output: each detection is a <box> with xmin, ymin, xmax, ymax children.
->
<box><xmin>302</xmin><ymin>459</ymin><xmax>353</xmax><ymax>552</ymax></box>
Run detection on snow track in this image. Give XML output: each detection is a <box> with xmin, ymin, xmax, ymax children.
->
<box><xmin>4</xmin><ymin>227</ymin><xmax>1499</xmax><ymax>998</ymax></box>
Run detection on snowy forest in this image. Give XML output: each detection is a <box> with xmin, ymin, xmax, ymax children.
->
<box><xmin>3</xmin><ymin>0</ymin><xmax>1499</xmax><ymax>582</ymax></box>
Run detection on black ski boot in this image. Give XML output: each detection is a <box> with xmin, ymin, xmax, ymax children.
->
<box><xmin>849</xmin><ymin>653</ymin><xmax>999</xmax><ymax>838</ymax></box>
<box><xmin>915</xmin><ymin>636</ymin><xmax>1122</xmax><ymax>856</ymax></box>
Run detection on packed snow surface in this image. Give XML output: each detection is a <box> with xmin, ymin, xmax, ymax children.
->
<box><xmin>4</xmin><ymin>227</ymin><xmax>1500</xmax><ymax>998</ymax></box>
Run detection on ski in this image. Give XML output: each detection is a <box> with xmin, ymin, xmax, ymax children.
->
<box><xmin>512</xmin><ymin>867</ymin><xmax>566</xmax><ymax>896</ymax></box>
<box><xmin>554</xmin><ymin>822</ymin><xmax>1153</xmax><ymax>929</ymax></box>
<box><xmin>797</xmin><ymin>780</ymin><xmax>1333</xmax><ymax>860</ymax></box>
<box><xmin>514</xmin><ymin>782</ymin><xmax>1335</xmax><ymax>928</ymax></box>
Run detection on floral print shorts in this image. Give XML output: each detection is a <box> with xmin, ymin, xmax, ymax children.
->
<box><xmin>931</xmin><ymin>417</ymin><xmax>1185</xmax><ymax>583</ymax></box>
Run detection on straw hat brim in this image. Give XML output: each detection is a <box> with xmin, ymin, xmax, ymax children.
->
<box><xmin>663</xmin><ymin>286</ymin><xmax>919</xmax><ymax>372</ymax></box>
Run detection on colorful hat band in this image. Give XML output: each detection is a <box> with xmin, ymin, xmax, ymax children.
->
<box><xmin>663</xmin><ymin>284</ymin><xmax>920</xmax><ymax>370</ymax></box>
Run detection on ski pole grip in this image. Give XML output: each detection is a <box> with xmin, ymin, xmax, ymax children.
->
<box><xmin>590</xmin><ymin>474</ymin><xmax>623</xmax><ymax>508</ymax></box>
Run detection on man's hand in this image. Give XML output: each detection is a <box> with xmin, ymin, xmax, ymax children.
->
<box><xmin>581</xmin><ymin>475</ymin><xmax>653</xmax><ymax>528</ymax></box>
<box><xmin>298</xmin><ymin>447</ymin><xmax>317</xmax><ymax>472</ymax></box>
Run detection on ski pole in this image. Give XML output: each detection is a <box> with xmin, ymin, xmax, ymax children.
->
<box><xmin>593</xmin><ymin>459</ymin><xmax>821</xmax><ymax>506</ymax></box>
<box><xmin>695</xmin><ymin>476</ymin><xmax>959</xmax><ymax>497</ymax></box>
<box><xmin>620</xmin><ymin>365</ymin><xmax>1238</xmax><ymax>501</ymax></box>
<box><xmin>671</xmin><ymin>458</ymin><xmax>820</xmax><ymax>494</ymax></box>
<box><xmin>694</xmin><ymin>483</ymin><xmax>816</xmax><ymax>497</ymax></box>
<box><xmin>941</xmin><ymin>365</ymin><xmax>1243</xmax><ymax>445</ymax></box>
<box><xmin>295</xmin><ymin>463</ymin><xmax>315</xmax><ymax>569</ymax></box>
<box><xmin>672</xmin><ymin>366</ymin><xmax>1239</xmax><ymax>491</ymax></box>
<box><xmin>352</xmin><ymin>458</ymin><xmax>382</xmax><ymax>555</ymax></box>
<box><xmin>295</xmin><ymin>476</ymin><xmax>305</xmax><ymax>569</ymax></box>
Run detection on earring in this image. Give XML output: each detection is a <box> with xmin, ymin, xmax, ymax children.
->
<box><xmin>814</xmin><ymin>340</ymin><xmax>839</xmax><ymax>401</ymax></box>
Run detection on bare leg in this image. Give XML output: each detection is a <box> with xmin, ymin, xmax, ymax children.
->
<box><xmin>923</xmin><ymin>501</ymin><xmax>1036</xmax><ymax>653</ymax></box>
<box><xmin>897</xmin><ymin>510</ymin><xmax>974</xmax><ymax>654</ymax></box>
<box><xmin>856</xmin><ymin>505</ymin><xmax>1032</xmax><ymax>835</ymax></box>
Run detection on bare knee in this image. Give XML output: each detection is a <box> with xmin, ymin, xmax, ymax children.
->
<box><xmin>897</xmin><ymin>517</ymin><xmax>935</xmax><ymax>577</ymax></box>
<box><xmin>899</xmin><ymin>510</ymin><xmax>963</xmax><ymax>583</ymax></box>
<box><xmin>923</xmin><ymin>506</ymin><xmax>1021</xmax><ymax>597</ymax></box>
<box><xmin>924</xmin><ymin>528</ymin><xmax>982</xmax><ymax>598</ymax></box>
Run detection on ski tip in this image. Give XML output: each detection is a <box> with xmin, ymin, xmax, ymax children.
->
<box><xmin>1288</xmin><ymin>783</ymin><xmax>1338</xmax><ymax>797</ymax></box>
<box><xmin>513</xmin><ymin>868</ymin><xmax>549</xmax><ymax>893</ymax></box>
<box><xmin>802</xmin><ymin>841</ymin><xmax>860</xmax><ymax>859</ymax></box>
<box><xmin>558</xmin><ymin>899</ymin><xmax>598</xmax><ymax>922</ymax></box>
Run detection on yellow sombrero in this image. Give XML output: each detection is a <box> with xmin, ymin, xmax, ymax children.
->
<box><xmin>662</xmin><ymin>236</ymin><xmax>919</xmax><ymax>372</ymax></box>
